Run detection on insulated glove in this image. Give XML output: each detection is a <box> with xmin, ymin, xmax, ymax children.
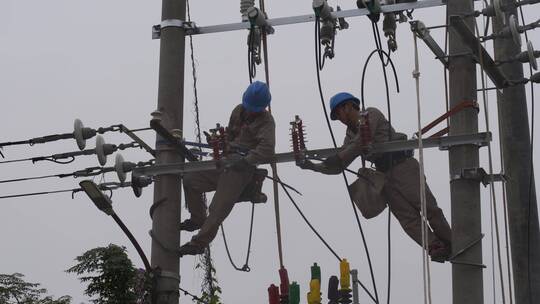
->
<box><xmin>297</xmin><ymin>159</ymin><xmax>316</xmax><ymax>170</ymax></box>
<box><xmin>227</xmin><ymin>157</ymin><xmax>252</xmax><ymax>171</ymax></box>
<box><xmin>323</xmin><ymin>154</ymin><xmax>343</xmax><ymax>170</ymax></box>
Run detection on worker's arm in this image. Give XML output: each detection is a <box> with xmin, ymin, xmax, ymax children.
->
<box><xmin>298</xmin><ymin>158</ymin><xmax>343</xmax><ymax>175</ymax></box>
<box><xmin>244</xmin><ymin>116</ymin><xmax>276</xmax><ymax>165</ymax></box>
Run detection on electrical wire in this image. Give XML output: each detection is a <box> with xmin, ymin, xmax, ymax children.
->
<box><xmin>412</xmin><ymin>30</ymin><xmax>433</xmax><ymax>304</ymax></box>
<box><xmin>220</xmin><ymin>204</ymin><xmax>255</xmax><ymax>272</ymax></box>
<box><xmin>517</xmin><ymin>7</ymin><xmax>536</xmax><ymax>303</ymax></box>
<box><xmin>257</xmin><ymin>0</ymin><xmax>287</xmax><ymax>270</ymax></box>
<box><xmin>475</xmin><ymin>16</ymin><xmax>508</xmax><ymax>304</ymax></box>
<box><xmin>186</xmin><ymin>0</ymin><xmax>217</xmax><ymax>297</ymax></box>
<box><xmin>370</xmin><ymin>20</ymin><xmax>401</xmax><ymax>304</ymax></box>
<box><xmin>315</xmin><ymin>16</ymin><xmax>380</xmax><ymax>304</ymax></box>
<box><xmin>279</xmin><ymin>180</ymin><xmax>342</xmax><ymax>261</ymax></box>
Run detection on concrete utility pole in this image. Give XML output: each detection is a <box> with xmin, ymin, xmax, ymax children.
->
<box><xmin>492</xmin><ymin>4</ymin><xmax>540</xmax><ymax>303</ymax></box>
<box><xmin>151</xmin><ymin>0</ymin><xmax>186</xmax><ymax>303</ymax></box>
<box><xmin>447</xmin><ymin>1</ymin><xmax>483</xmax><ymax>304</ymax></box>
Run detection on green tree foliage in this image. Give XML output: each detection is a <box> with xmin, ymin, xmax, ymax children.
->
<box><xmin>0</xmin><ymin>273</ymin><xmax>71</xmax><ymax>304</ymax></box>
<box><xmin>67</xmin><ymin>244</ymin><xmax>150</xmax><ymax>304</ymax></box>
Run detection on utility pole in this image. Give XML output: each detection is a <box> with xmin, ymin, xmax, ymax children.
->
<box><xmin>447</xmin><ymin>1</ymin><xmax>483</xmax><ymax>304</ymax></box>
<box><xmin>151</xmin><ymin>0</ymin><xmax>186</xmax><ymax>303</ymax></box>
<box><xmin>492</xmin><ymin>4</ymin><xmax>540</xmax><ymax>303</ymax></box>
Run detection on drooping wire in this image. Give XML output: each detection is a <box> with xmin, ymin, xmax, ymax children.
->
<box><xmin>279</xmin><ymin>180</ymin><xmax>341</xmax><ymax>261</ymax></box>
<box><xmin>0</xmin><ymin>182</ymin><xmax>131</xmax><ymax>200</ymax></box>
<box><xmin>220</xmin><ymin>204</ymin><xmax>256</xmax><ymax>272</ymax></box>
<box><xmin>314</xmin><ymin>17</ymin><xmax>380</xmax><ymax>304</ymax></box>
<box><xmin>247</xmin><ymin>26</ymin><xmax>257</xmax><ymax>83</ymax></box>
<box><xmin>475</xmin><ymin>15</ymin><xmax>508</xmax><ymax>304</ymax></box>
<box><xmin>186</xmin><ymin>0</ymin><xmax>218</xmax><ymax>297</ymax></box>
<box><xmin>361</xmin><ymin>22</ymin><xmax>401</xmax><ymax>304</ymax></box>
<box><xmin>257</xmin><ymin>0</ymin><xmax>287</xmax><ymax>270</ymax></box>
<box><xmin>371</xmin><ymin>20</ymin><xmax>397</xmax><ymax>304</ymax></box>
<box><xmin>179</xmin><ymin>286</ymin><xmax>211</xmax><ymax>304</ymax></box>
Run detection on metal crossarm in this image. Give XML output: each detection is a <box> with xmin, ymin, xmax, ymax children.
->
<box><xmin>184</xmin><ymin>0</ymin><xmax>446</xmax><ymax>35</ymax></box>
<box><xmin>450</xmin><ymin>16</ymin><xmax>508</xmax><ymax>88</ymax></box>
<box><xmin>133</xmin><ymin>132</ymin><xmax>491</xmax><ymax>176</ymax></box>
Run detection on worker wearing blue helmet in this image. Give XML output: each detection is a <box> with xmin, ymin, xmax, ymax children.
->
<box><xmin>298</xmin><ymin>92</ymin><xmax>452</xmax><ymax>262</ymax></box>
<box><xmin>179</xmin><ymin>81</ymin><xmax>275</xmax><ymax>256</ymax></box>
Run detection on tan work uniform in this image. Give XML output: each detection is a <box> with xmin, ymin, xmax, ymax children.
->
<box><xmin>330</xmin><ymin>107</ymin><xmax>452</xmax><ymax>247</ymax></box>
<box><xmin>183</xmin><ymin>104</ymin><xmax>275</xmax><ymax>248</ymax></box>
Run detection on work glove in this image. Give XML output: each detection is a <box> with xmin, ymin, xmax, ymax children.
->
<box><xmin>229</xmin><ymin>157</ymin><xmax>251</xmax><ymax>171</ymax></box>
<box><xmin>203</xmin><ymin>131</ymin><xmax>212</xmax><ymax>145</ymax></box>
<box><xmin>219</xmin><ymin>156</ymin><xmax>253</xmax><ymax>172</ymax></box>
<box><xmin>323</xmin><ymin>154</ymin><xmax>343</xmax><ymax>170</ymax></box>
<box><xmin>296</xmin><ymin>159</ymin><xmax>316</xmax><ymax>171</ymax></box>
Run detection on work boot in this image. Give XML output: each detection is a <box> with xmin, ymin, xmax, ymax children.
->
<box><xmin>429</xmin><ymin>240</ymin><xmax>451</xmax><ymax>263</ymax></box>
<box><xmin>179</xmin><ymin>241</ymin><xmax>205</xmax><ymax>257</ymax></box>
<box><xmin>178</xmin><ymin>219</ymin><xmax>203</xmax><ymax>232</ymax></box>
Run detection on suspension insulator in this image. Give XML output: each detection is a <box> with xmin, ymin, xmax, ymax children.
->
<box><xmin>296</xmin><ymin>116</ymin><xmax>306</xmax><ymax>150</ymax></box>
<box><xmin>307</xmin><ymin>279</ymin><xmax>321</xmax><ymax>304</ymax></box>
<box><xmin>327</xmin><ymin>276</ymin><xmax>339</xmax><ymax>303</ymax></box>
<box><xmin>279</xmin><ymin>267</ymin><xmax>290</xmax><ymax>304</ymax></box>
<box><xmin>338</xmin><ymin>259</ymin><xmax>352</xmax><ymax>304</ymax></box>
<box><xmin>131</xmin><ymin>174</ymin><xmax>152</xmax><ymax>198</ymax></box>
<box><xmin>240</xmin><ymin>0</ymin><xmax>255</xmax><ymax>20</ymax></box>
<box><xmin>319</xmin><ymin>20</ymin><xmax>335</xmax><ymax>46</ymax></box>
<box><xmin>311</xmin><ymin>263</ymin><xmax>321</xmax><ymax>282</ymax></box>
<box><xmin>358</xmin><ymin>111</ymin><xmax>372</xmax><ymax>148</ymax></box>
<box><xmin>95</xmin><ymin>136</ymin><xmax>108</xmax><ymax>166</ymax></box>
<box><xmin>338</xmin><ymin>288</ymin><xmax>352</xmax><ymax>304</ymax></box>
<box><xmin>313</xmin><ymin>0</ymin><xmax>334</xmax><ymax>21</ymax></box>
<box><xmin>115</xmin><ymin>154</ymin><xmax>127</xmax><ymax>183</ymax></box>
<box><xmin>530</xmin><ymin>71</ymin><xmax>540</xmax><ymax>83</ymax></box>
<box><xmin>268</xmin><ymin>284</ymin><xmax>280</xmax><ymax>304</ymax></box>
<box><xmin>291</xmin><ymin>115</ymin><xmax>308</xmax><ymax>164</ymax></box>
<box><xmin>73</xmin><ymin>119</ymin><xmax>97</xmax><ymax>151</ymax></box>
<box><xmin>350</xmin><ymin>269</ymin><xmax>360</xmax><ymax>304</ymax></box>
<box><xmin>383</xmin><ymin>13</ymin><xmax>398</xmax><ymax>52</ymax></box>
<box><xmin>339</xmin><ymin>259</ymin><xmax>351</xmax><ymax>290</ymax></box>
<box><xmin>527</xmin><ymin>41</ymin><xmax>538</xmax><ymax>70</ymax></box>
<box><xmin>114</xmin><ymin>153</ymin><xmax>137</xmax><ymax>183</ymax></box>
<box><xmin>289</xmin><ymin>282</ymin><xmax>300</xmax><ymax>304</ymax></box>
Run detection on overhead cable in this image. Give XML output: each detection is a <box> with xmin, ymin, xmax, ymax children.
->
<box><xmin>314</xmin><ymin>13</ymin><xmax>380</xmax><ymax>303</ymax></box>
<box><xmin>0</xmin><ymin>141</ymin><xmax>140</xmax><ymax>166</ymax></box>
<box><xmin>0</xmin><ymin>182</ymin><xmax>134</xmax><ymax>200</ymax></box>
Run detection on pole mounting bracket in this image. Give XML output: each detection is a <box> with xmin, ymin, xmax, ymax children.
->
<box><xmin>450</xmin><ymin>167</ymin><xmax>506</xmax><ymax>186</ymax></box>
<box><xmin>152</xmin><ymin>19</ymin><xmax>198</xmax><ymax>39</ymax></box>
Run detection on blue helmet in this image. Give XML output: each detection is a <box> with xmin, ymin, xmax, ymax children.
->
<box><xmin>242</xmin><ymin>81</ymin><xmax>271</xmax><ymax>112</ymax></box>
<box><xmin>329</xmin><ymin>92</ymin><xmax>360</xmax><ymax>120</ymax></box>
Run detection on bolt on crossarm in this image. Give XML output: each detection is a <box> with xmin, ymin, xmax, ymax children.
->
<box><xmin>151</xmin><ymin>0</ymin><xmax>186</xmax><ymax>303</ymax></box>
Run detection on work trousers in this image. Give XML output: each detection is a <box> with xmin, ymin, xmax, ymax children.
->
<box><xmin>382</xmin><ymin>158</ymin><xmax>452</xmax><ymax>247</ymax></box>
<box><xmin>183</xmin><ymin>167</ymin><xmax>255</xmax><ymax>248</ymax></box>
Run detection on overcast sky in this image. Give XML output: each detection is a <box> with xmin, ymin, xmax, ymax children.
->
<box><xmin>1</xmin><ymin>0</ymin><xmax>539</xmax><ymax>303</ymax></box>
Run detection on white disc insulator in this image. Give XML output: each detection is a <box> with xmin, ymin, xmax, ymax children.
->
<box><xmin>115</xmin><ymin>154</ymin><xmax>126</xmax><ymax>183</ymax></box>
<box><xmin>527</xmin><ymin>41</ymin><xmax>538</xmax><ymax>70</ymax></box>
<box><xmin>95</xmin><ymin>135</ymin><xmax>107</xmax><ymax>166</ymax></box>
<box><xmin>509</xmin><ymin>15</ymin><xmax>522</xmax><ymax>47</ymax></box>
<box><xmin>74</xmin><ymin>119</ymin><xmax>86</xmax><ymax>150</ymax></box>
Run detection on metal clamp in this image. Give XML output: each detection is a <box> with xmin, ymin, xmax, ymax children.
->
<box><xmin>450</xmin><ymin>167</ymin><xmax>506</xmax><ymax>186</ymax></box>
<box><xmin>152</xmin><ymin>19</ymin><xmax>198</xmax><ymax>39</ymax></box>
<box><xmin>449</xmin><ymin>234</ymin><xmax>486</xmax><ymax>268</ymax></box>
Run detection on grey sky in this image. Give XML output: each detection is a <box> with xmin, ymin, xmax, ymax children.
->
<box><xmin>1</xmin><ymin>0</ymin><xmax>539</xmax><ymax>303</ymax></box>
